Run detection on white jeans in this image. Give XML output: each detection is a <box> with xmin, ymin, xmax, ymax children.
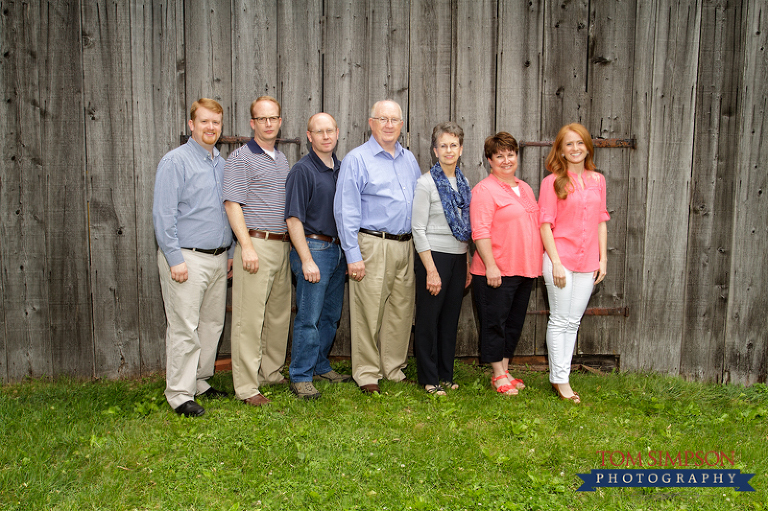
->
<box><xmin>542</xmin><ymin>252</ymin><xmax>594</xmax><ymax>384</ymax></box>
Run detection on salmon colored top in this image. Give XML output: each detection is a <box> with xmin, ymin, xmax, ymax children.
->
<box><xmin>470</xmin><ymin>174</ymin><xmax>543</xmax><ymax>278</ymax></box>
<box><xmin>538</xmin><ymin>170</ymin><xmax>610</xmax><ymax>272</ymax></box>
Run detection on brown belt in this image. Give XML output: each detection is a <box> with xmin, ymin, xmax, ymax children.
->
<box><xmin>359</xmin><ymin>228</ymin><xmax>413</xmax><ymax>242</ymax></box>
<box><xmin>306</xmin><ymin>233</ymin><xmax>341</xmax><ymax>245</ymax></box>
<box><xmin>249</xmin><ymin>229</ymin><xmax>290</xmax><ymax>242</ymax></box>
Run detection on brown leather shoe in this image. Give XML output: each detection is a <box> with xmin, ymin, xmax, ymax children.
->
<box><xmin>243</xmin><ymin>394</ymin><xmax>271</xmax><ymax>406</ymax></box>
<box><xmin>359</xmin><ymin>384</ymin><xmax>381</xmax><ymax>394</ymax></box>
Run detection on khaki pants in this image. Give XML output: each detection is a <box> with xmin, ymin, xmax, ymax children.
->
<box><xmin>231</xmin><ymin>238</ymin><xmax>291</xmax><ymax>400</ymax></box>
<box><xmin>158</xmin><ymin>249</ymin><xmax>227</xmax><ymax>409</ymax></box>
<box><xmin>349</xmin><ymin>233</ymin><xmax>415</xmax><ymax>386</ymax></box>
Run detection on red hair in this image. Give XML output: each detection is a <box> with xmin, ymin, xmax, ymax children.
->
<box><xmin>545</xmin><ymin>123</ymin><xmax>596</xmax><ymax>199</ymax></box>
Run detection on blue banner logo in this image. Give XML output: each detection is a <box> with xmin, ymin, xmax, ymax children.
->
<box><xmin>576</xmin><ymin>469</ymin><xmax>754</xmax><ymax>492</ymax></box>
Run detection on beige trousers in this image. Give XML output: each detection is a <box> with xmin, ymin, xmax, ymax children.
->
<box><xmin>349</xmin><ymin>233</ymin><xmax>415</xmax><ymax>386</ymax></box>
<box><xmin>231</xmin><ymin>237</ymin><xmax>291</xmax><ymax>400</ymax></box>
<box><xmin>158</xmin><ymin>248</ymin><xmax>227</xmax><ymax>409</ymax></box>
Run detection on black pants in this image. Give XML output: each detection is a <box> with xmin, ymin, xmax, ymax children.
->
<box><xmin>472</xmin><ymin>275</ymin><xmax>534</xmax><ymax>364</ymax></box>
<box><xmin>414</xmin><ymin>251</ymin><xmax>467</xmax><ymax>386</ymax></box>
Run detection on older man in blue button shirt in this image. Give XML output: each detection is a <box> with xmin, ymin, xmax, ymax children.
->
<box><xmin>334</xmin><ymin>100</ymin><xmax>421</xmax><ymax>394</ymax></box>
<box><xmin>153</xmin><ymin>98</ymin><xmax>234</xmax><ymax>417</ymax></box>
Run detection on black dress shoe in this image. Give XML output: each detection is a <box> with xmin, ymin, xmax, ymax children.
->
<box><xmin>174</xmin><ymin>400</ymin><xmax>205</xmax><ymax>417</ymax></box>
<box><xmin>199</xmin><ymin>386</ymin><xmax>229</xmax><ymax>399</ymax></box>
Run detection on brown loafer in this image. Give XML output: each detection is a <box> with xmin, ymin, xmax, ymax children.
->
<box><xmin>359</xmin><ymin>384</ymin><xmax>380</xmax><ymax>394</ymax></box>
<box><xmin>243</xmin><ymin>394</ymin><xmax>271</xmax><ymax>406</ymax></box>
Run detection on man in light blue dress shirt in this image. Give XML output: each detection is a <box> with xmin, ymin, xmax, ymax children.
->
<box><xmin>153</xmin><ymin>98</ymin><xmax>233</xmax><ymax>417</ymax></box>
<box><xmin>333</xmin><ymin>100</ymin><xmax>421</xmax><ymax>393</ymax></box>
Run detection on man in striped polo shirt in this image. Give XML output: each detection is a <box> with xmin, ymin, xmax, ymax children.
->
<box><xmin>223</xmin><ymin>96</ymin><xmax>291</xmax><ymax>407</ymax></box>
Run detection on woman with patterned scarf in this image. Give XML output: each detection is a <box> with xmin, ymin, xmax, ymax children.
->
<box><xmin>411</xmin><ymin>122</ymin><xmax>472</xmax><ymax>396</ymax></box>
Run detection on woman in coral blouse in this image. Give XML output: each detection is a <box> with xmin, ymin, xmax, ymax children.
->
<box><xmin>470</xmin><ymin>132</ymin><xmax>543</xmax><ymax>396</ymax></box>
<box><xmin>539</xmin><ymin>123</ymin><xmax>610</xmax><ymax>404</ymax></box>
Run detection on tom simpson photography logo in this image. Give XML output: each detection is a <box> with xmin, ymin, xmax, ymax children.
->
<box><xmin>577</xmin><ymin>450</ymin><xmax>755</xmax><ymax>492</ymax></box>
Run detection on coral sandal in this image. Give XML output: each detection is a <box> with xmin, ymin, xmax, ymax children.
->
<box><xmin>506</xmin><ymin>371</ymin><xmax>525</xmax><ymax>390</ymax></box>
<box><xmin>491</xmin><ymin>374</ymin><xmax>519</xmax><ymax>395</ymax></box>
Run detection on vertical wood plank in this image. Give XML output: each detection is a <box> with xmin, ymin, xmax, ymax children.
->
<box><xmin>497</xmin><ymin>0</ymin><xmax>545</xmax><ymax>357</ymax></box>
<box><xmin>277</xmin><ymin>0</ymin><xmax>323</xmax><ymax>164</ymax></box>
<box><xmin>324</xmin><ymin>0</ymin><xmax>368</xmax><ymax>159</ymax></box>
<box><xmin>407</xmin><ymin>0</ymin><xmax>453</xmax><ymax>170</ymax></box>
<box><xmin>454</xmin><ymin>0</ymin><xmax>497</xmax><ymax>188</ymax></box>
<box><xmin>625</xmin><ymin>0</ymin><xmax>702</xmax><ymax>375</ymax></box>
<box><xmin>130</xmin><ymin>0</ymin><xmax>186</xmax><ymax>375</ymax></box>
<box><xmin>724</xmin><ymin>0</ymin><xmax>768</xmax><ymax>385</ymax></box>
<box><xmin>365</xmin><ymin>0</ymin><xmax>410</xmax><ymax>125</ymax></box>
<box><xmin>43</xmin><ymin>0</ymin><xmax>94</xmax><ymax>378</ymax></box>
<box><xmin>680</xmin><ymin>0</ymin><xmax>743</xmax><ymax>382</ymax></box>
<box><xmin>577</xmin><ymin>0</ymin><xmax>637</xmax><ymax>359</ymax></box>
<box><xmin>231</xmin><ymin>0</ymin><xmax>277</xmax><ymax>141</ymax></box>
<box><xmin>453</xmin><ymin>0</ymin><xmax>498</xmax><ymax>357</ymax></box>
<box><xmin>185</xmin><ymin>0</ymin><xmax>233</xmax><ymax>142</ymax></box>
<box><xmin>82</xmin><ymin>0</ymin><xmax>141</xmax><ymax>379</ymax></box>
<box><xmin>0</xmin><ymin>0</ymin><xmax>52</xmax><ymax>379</ymax></box>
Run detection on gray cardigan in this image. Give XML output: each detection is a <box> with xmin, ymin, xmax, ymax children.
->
<box><xmin>411</xmin><ymin>172</ymin><xmax>469</xmax><ymax>255</ymax></box>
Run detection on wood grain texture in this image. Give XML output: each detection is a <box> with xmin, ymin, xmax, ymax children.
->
<box><xmin>627</xmin><ymin>0</ymin><xmax>702</xmax><ymax>374</ymax></box>
<box><xmin>680</xmin><ymin>0</ymin><xmax>742</xmax><ymax>382</ymax></box>
<box><xmin>577</xmin><ymin>0</ymin><xmax>637</xmax><ymax>359</ymax></box>
<box><xmin>323</xmin><ymin>0</ymin><xmax>368</xmax><ymax>156</ymax></box>
<box><xmin>497</xmin><ymin>0</ymin><xmax>545</xmax><ymax>357</ymax></box>
<box><xmin>230</xmin><ymin>0</ymin><xmax>277</xmax><ymax>147</ymax></box>
<box><xmin>43</xmin><ymin>0</ymin><xmax>94</xmax><ymax>378</ymax></box>
<box><xmin>130</xmin><ymin>0</ymin><xmax>185</xmax><ymax>375</ymax></box>
<box><xmin>0</xmin><ymin>0</ymin><xmax>53</xmax><ymax>379</ymax></box>
<box><xmin>184</xmin><ymin>0</ymin><xmax>233</xmax><ymax>133</ymax></box>
<box><xmin>724</xmin><ymin>0</ymin><xmax>768</xmax><ymax>385</ymax></box>
<box><xmin>82</xmin><ymin>0</ymin><xmax>141</xmax><ymax>379</ymax></box>
<box><xmin>407</xmin><ymin>0</ymin><xmax>453</xmax><ymax>170</ymax></box>
<box><xmin>277</xmin><ymin>0</ymin><xmax>323</xmax><ymax>164</ymax></box>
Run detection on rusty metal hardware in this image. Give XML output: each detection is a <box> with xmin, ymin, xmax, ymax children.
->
<box><xmin>518</xmin><ymin>138</ymin><xmax>636</xmax><ymax>149</ymax></box>
<box><xmin>528</xmin><ymin>306</ymin><xmax>630</xmax><ymax>316</ymax></box>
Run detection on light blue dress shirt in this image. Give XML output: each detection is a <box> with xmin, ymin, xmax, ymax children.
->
<box><xmin>153</xmin><ymin>138</ymin><xmax>233</xmax><ymax>267</ymax></box>
<box><xmin>334</xmin><ymin>136</ymin><xmax>421</xmax><ymax>263</ymax></box>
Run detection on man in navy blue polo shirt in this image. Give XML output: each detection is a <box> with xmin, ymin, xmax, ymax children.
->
<box><xmin>285</xmin><ymin>113</ymin><xmax>351</xmax><ymax>400</ymax></box>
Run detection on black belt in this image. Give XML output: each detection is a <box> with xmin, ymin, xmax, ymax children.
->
<box><xmin>359</xmin><ymin>228</ymin><xmax>412</xmax><ymax>242</ymax></box>
<box><xmin>182</xmin><ymin>246</ymin><xmax>228</xmax><ymax>256</ymax></box>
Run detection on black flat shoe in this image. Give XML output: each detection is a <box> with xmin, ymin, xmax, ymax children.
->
<box><xmin>174</xmin><ymin>400</ymin><xmax>205</xmax><ymax>417</ymax></box>
<box><xmin>199</xmin><ymin>386</ymin><xmax>228</xmax><ymax>399</ymax></box>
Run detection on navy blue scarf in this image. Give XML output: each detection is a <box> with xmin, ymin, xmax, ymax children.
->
<box><xmin>430</xmin><ymin>162</ymin><xmax>472</xmax><ymax>242</ymax></box>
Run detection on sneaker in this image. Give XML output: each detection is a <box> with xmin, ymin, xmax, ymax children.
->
<box><xmin>314</xmin><ymin>370</ymin><xmax>352</xmax><ymax>383</ymax></box>
<box><xmin>290</xmin><ymin>381</ymin><xmax>322</xmax><ymax>400</ymax></box>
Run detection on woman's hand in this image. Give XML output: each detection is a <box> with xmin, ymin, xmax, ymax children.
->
<box><xmin>593</xmin><ymin>258</ymin><xmax>607</xmax><ymax>285</ymax></box>
<box><xmin>485</xmin><ymin>266</ymin><xmax>502</xmax><ymax>288</ymax></box>
<box><xmin>552</xmin><ymin>261</ymin><xmax>567</xmax><ymax>289</ymax></box>
<box><xmin>426</xmin><ymin>268</ymin><xmax>442</xmax><ymax>296</ymax></box>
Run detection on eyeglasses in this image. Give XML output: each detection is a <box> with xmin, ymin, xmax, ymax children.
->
<box><xmin>310</xmin><ymin>129</ymin><xmax>337</xmax><ymax>136</ymax></box>
<box><xmin>252</xmin><ymin>116</ymin><xmax>281</xmax><ymax>124</ymax></box>
<box><xmin>371</xmin><ymin>117</ymin><xmax>403</xmax><ymax>125</ymax></box>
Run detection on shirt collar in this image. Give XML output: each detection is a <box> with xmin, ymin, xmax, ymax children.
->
<box><xmin>186</xmin><ymin>137</ymin><xmax>220</xmax><ymax>160</ymax></box>
<box><xmin>367</xmin><ymin>135</ymin><xmax>403</xmax><ymax>158</ymax></box>
<box><xmin>308</xmin><ymin>148</ymin><xmax>340</xmax><ymax>172</ymax></box>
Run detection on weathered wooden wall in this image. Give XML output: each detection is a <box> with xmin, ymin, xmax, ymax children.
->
<box><xmin>1</xmin><ymin>0</ymin><xmax>765</xmax><ymax>385</ymax></box>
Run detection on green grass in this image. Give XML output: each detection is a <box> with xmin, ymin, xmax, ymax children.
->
<box><xmin>1</xmin><ymin>361</ymin><xmax>766</xmax><ymax>510</ymax></box>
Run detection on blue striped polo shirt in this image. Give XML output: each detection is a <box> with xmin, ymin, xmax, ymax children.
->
<box><xmin>222</xmin><ymin>139</ymin><xmax>290</xmax><ymax>233</ymax></box>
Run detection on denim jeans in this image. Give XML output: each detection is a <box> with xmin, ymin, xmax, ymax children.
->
<box><xmin>289</xmin><ymin>238</ymin><xmax>346</xmax><ymax>382</ymax></box>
